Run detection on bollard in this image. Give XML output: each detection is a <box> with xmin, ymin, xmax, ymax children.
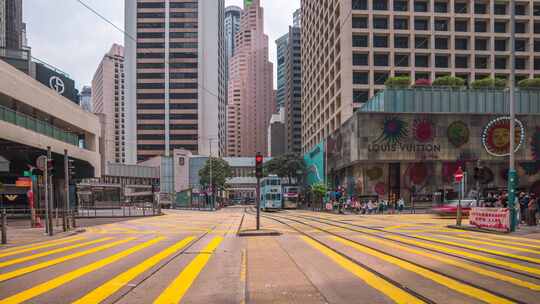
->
<box><xmin>1</xmin><ymin>209</ymin><xmax>7</xmax><ymax>244</ymax></box>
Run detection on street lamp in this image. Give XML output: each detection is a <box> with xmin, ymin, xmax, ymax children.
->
<box><xmin>508</xmin><ymin>0</ymin><xmax>517</xmax><ymax>232</ymax></box>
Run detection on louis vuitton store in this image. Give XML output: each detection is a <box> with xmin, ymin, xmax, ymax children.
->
<box><xmin>326</xmin><ymin>93</ymin><xmax>540</xmax><ymax>206</ymax></box>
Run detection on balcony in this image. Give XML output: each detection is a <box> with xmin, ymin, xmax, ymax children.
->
<box><xmin>0</xmin><ymin>105</ymin><xmax>79</xmax><ymax>146</ymax></box>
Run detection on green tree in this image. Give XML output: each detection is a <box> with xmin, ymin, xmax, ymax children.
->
<box><xmin>199</xmin><ymin>157</ymin><xmax>232</xmax><ymax>191</ymax></box>
<box><xmin>264</xmin><ymin>153</ymin><xmax>306</xmax><ymax>184</ymax></box>
<box><xmin>518</xmin><ymin>78</ymin><xmax>540</xmax><ymax>89</ymax></box>
<box><xmin>471</xmin><ymin>77</ymin><xmax>507</xmax><ymax>89</ymax></box>
<box><xmin>432</xmin><ymin>76</ymin><xmax>465</xmax><ymax>88</ymax></box>
<box><xmin>384</xmin><ymin>76</ymin><xmax>411</xmax><ymax>88</ymax></box>
<box><xmin>311</xmin><ymin>182</ymin><xmax>328</xmax><ymax>208</ymax></box>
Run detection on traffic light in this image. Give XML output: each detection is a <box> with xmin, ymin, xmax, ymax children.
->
<box><xmin>255</xmin><ymin>153</ymin><xmax>263</xmax><ymax>179</ymax></box>
<box><xmin>47</xmin><ymin>159</ymin><xmax>54</xmax><ymax>176</ymax></box>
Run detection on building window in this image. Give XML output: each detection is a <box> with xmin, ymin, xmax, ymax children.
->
<box><xmin>374</xmin><ymin>72</ymin><xmax>389</xmax><ymax>85</ymax></box>
<box><xmin>455</xmin><ymin>2</ymin><xmax>468</xmax><ymax>13</ymax></box>
<box><xmin>475</xmin><ymin>56</ymin><xmax>489</xmax><ymax>69</ymax></box>
<box><xmin>352</xmin><ymin>17</ymin><xmax>368</xmax><ymax>28</ymax></box>
<box><xmin>455</xmin><ymin>38</ymin><xmax>468</xmax><ymax>50</ymax></box>
<box><xmin>394</xmin><ymin>17</ymin><xmax>408</xmax><ymax>30</ymax></box>
<box><xmin>515</xmin><ymin>22</ymin><xmax>527</xmax><ymax>34</ymax></box>
<box><xmin>515</xmin><ymin>58</ymin><xmax>527</xmax><ymax>70</ymax></box>
<box><xmin>535</xmin><ymin>58</ymin><xmax>540</xmax><ymax>70</ymax></box>
<box><xmin>535</xmin><ymin>4</ymin><xmax>540</xmax><ymax>16</ymax></box>
<box><xmin>372</xmin><ymin>0</ymin><xmax>388</xmax><ymax>10</ymax></box>
<box><xmin>434</xmin><ymin>2</ymin><xmax>447</xmax><ymax>13</ymax></box>
<box><xmin>495</xmin><ymin>39</ymin><xmax>507</xmax><ymax>51</ymax></box>
<box><xmin>394</xmin><ymin>0</ymin><xmax>408</xmax><ymax>11</ymax></box>
<box><xmin>415</xmin><ymin>37</ymin><xmax>429</xmax><ymax>49</ymax></box>
<box><xmin>415</xmin><ymin>54</ymin><xmax>429</xmax><ymax>67</ymax></box>
<box><xmin>434</xmin><ymin>19</ymin><xmax>448</xmax><ymax>31</ymax></box>
<box><xmin>516</xmin><ymin>39</ymin><xmax>527</xmax><ymax>52</ymax></box>
<box><xmin>494</xmin><ymin>21</ymin><xmax>507</xmax><ymax>33</ymax></box>
<box><xmin>352</xmin><ymin>35</ymin><xmax>368</xmax><ymax>47</ymax></box>
<box><xmin>475</xmin><ymin>20</ymin><xmax>487</xmax><ymax>32</ymax></box>
<box><xmin>179</xmin><ymin>157</ymin><xmax>185</xmax><ymax>166</ymax></box>
<box><xmin>474</xmin><ymin>2</ymin><xmax>487</xmax><ymax>14</ymax></box>
<box><xmin>394</xmin><ymin>36</ymin><xmax>409</xmax><ymax>48</ymax></box>
<box><xmin>493</xmin><ymin>3</ymin><xmax>507</xmax><ymax>15</ymax></box>
<box><xmin>353</xmin><ymin>53</ymin><xmax>369</xmax><ymax>66</ymax></box>
<box><xmin>535</xmin><ymin>23</ymin><xmax>540</xmax><ymax>34</ymax></box>
<box><xmin>414</xmin><ymin>18</ymin><xmax>429</xmax><ymax>30</ymax></box>
<box><xmin>374</xmin><ymin>54</ymin><xmax>389</xmax><ymax>66</ymax></box>
<box><xmin>435</xmin><ymin>37</ymin><xmax>448</xmax><ymax>49</ymax></box>
<box><xmin>475</xmin><ymin>38</ymin><xmax>489</xmax><ymax>51</ymax></box>
<box><xmin>435</xmin><ymin>55</ymin><xmax>449</xmax><ymax>68</ymax></box>
<box><xmin>515</xmin><ymin>4</ymin><xmax>527</xmax><ymax>15</ymax></box>
<box><xmin>373</xmin><ymin>35</ymin><xmax>388</xmax><ymax>48</ymax></box>
<box><xmin>353</xmin><ymin>90</ymin><xmax>369</xmax><ymax>103</ymax></box>
<box><xmin>414</xmin><ymin>1</ymin><xmax>428</xmax><ymax>12</ymax></box>
<box><xmin>535</xmin><ymin>40</ymin><xmax>540</xmax><ymax>52</ymax></box>
<box><xmin>455</xmin><ymin>56</ymin><xmax>468</xmax><ymax>68</ymax></box>
<box><xmin>495</xmin><ymin>57</ymin><xmax>507</xmax><ymax>69</ymax></box>
<box><xmin>352</xmin><ymin>0</ymin><xmax>368</xmax><ymax>10</ymax></box>
<box><xmin>373</xmin><ymin>17</ymin><xmax>388</xmax><ymax>29</ymax></box>
<box><xmin>353</xmin><ymin>71</ymin><xmax>369</xmax><ymax>84</ymax></box>
<box><xmin>394</xmin><ymin>54</ymin><xmax>409</xmax><ymax>67</ymax></box>
<box><xmin>455</xmin><ymin>20</ymin><xmax>468</xmax><ymax>32</ymax></box>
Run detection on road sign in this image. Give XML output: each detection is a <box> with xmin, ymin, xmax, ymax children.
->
<box><xmin>23</xmin><ymin>171</ymin><xmax>32</xmax><ymax>177</ymax></box>
<box><xmin>454</xmin><ymin>166</ymin><xmax>464</xmax><ymax>183</ymax></box>
<box><xmin>36</xmin><ymin>155</ymin><xmax>47</xmax><ymax>171</ymax></box>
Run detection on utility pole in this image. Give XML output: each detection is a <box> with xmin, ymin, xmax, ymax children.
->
<box><xmin>63</xmin><ymin>150</ymin><xmax>69</xmax><ymax>231</ymax></box>
<box><xmin>508</xmin><ymin>0</ymin><xmax>517</xmax><ymax>232</ymax></box>
<box><xmin>209</xmin><ymin>139</ymin><xmax>213</xmax><ymax>210</ymax></box>
<box><xmin>46</xmin><ymin>147</ymin><xmax>53</xmax><ymax>236</ymax></box>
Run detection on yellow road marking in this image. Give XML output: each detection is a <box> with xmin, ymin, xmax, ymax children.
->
<box><xmin>333</xmin><ymin>237</ymin><xmax>514</xmax><ymax>304</ymax></box>
<box><xmin>0</xmin><ymin>237</ymin><xmax>113</xmax><ymax>269</ymax></box>
<box><xmin>0</xmin><ymin>237</ymin><xmax>136</xmax><ymax>282</ymax></box>
<box><xmin>357</xmin><ymin>235</ymin><xmax>540</xmax><ymax>291</ymax></box>
<box><xmin>301</xmin><ymin>236</ymin><xmax>426</xmax><ymax>304</ymax></box>
<box><xmin>435</xmin><ymin>234</ymin><xmax>540</xmax><ymax>254</ymax></box>
<box><xmin>73</xmin><ymin>236</ymin><xmax>194</xmax><ymax>304</ymax></box>
<box><xmin>239</xmin><ymin>249</ymin><xmax>247</xmax><ymax>304</ymax></box>
<box><xmin>153</xmin><ymin>236</ymin><xmax>223</xmax><ymax>304</ymax></box>
<box><xmin>385</xmin><ymin>235</ymin><xmax>540</xmax><ymax>276</ymax></box>
<box><xmin>0</xmin><ymin>236</ymin><xmax>86</xmax><ymax>258</ymax></box>
<box><xmin>0</xmin><ymin>237</ymin><xmax>164</xmax><ymax>304</ymax></box>
<box><xmin>458</xmin><ymin>234</ymin><xmax>540</xmax><ymax>249</ymax></box>
<box><xmin>413</xmin><ymin>235</ymin><xmax>540</xmax><ymax>264</ymax></box>
<box><xmin>479</xmin><ymin>234</ymin><xmax>540</xmax><ymax>244</ymax></box>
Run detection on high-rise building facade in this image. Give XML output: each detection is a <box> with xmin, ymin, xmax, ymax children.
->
<box><xmin>275</xmin><ymin>33</ymin><xmax>288</xmax><ymax>110</ymax></box>
<box><xmin>80</xmin><ymin>85</ymin><xmax>92</xmax><ymax>112</ymax></box>
<box><xmin>125</xmin><ymin>0</ymin><xmax>225</xmax><ymax>163</ymax></box>
<box><xmin>285</xmin><ymin>26</ymin><xmax>302</xmax><ymax>155</ymax></box>
<box><xmin>225</xmin><ymin>6</ymin><xmax>241</xmax><ymax>62</ymax></box>
<box><xmin>302</xmin><ymin>0</ymin><xmax>540</xmax><ymax>152</ymax></box>
<box><xmin>0</xmin><ymin>0</ymin><xmax>22</xmax><ymax>49</ymax></box>
<box><xmin>226</xmin><ymin>0</ymin><xmax>273</xmax><ymax>157</ymax></box>
<box><xmin>92</xmin><ymin>44</ymin><xmax>126</xmax><ymax>165</ymax></box>
<box><xmin>293</xmin><ymin>8</ymin><xmax>301</xmax><ymax>27</ymax></box>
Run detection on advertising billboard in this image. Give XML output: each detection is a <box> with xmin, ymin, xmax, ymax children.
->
<box><xmin>34</xmin><ymin>62</ymin><xmax>79</xmax><ymax>104</ymax></box>
<box><xmin>303</xmin><ymin>141</ymin><xmax>325</xmax><ymax>187</ymax></box>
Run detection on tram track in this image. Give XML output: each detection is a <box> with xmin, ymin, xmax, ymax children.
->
<box><xmin>287</xmin><ymin>212</ymin><xmax>540</xmax><ymax>280</ymax></box>
<box><xmin>250</xmin><ymin>209</ymin><xmax>532</xmax><ymax>304</ymax></box>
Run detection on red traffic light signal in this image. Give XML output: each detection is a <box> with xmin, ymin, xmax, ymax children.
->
<box><xmin>454</xmin><ymin>166</ymin><xmax>464</xmax><ymax>183</ymax></box>
<box><xmin>255</xmin><ymin>154</ymin><xmax>263</xmax><ymax>165</ymax></box>
<box><xmin>255</xmin><ymin>153</ymin><xmax>263</xmax><ymax>178</ymax></box>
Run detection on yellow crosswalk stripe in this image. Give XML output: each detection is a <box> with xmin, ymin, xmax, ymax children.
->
<box><xmin>0</xmin><ymin>237</ymin><xmax>165</xmax><ymax>304</ymax></box>
<box><xmin>480</xmin><ymin>234</ymin><xmax>540</xmax><ymax>244</ymax></box>
<box><xmin>301</xmin><ymin>236</ymin><xmax>426</xmax><ymax>304</ymax></box>
<box><xmin>435</xmin><ymin>234</ymin><xmax>540</xmax><ymax>254</ymax></box>
<box><xmin>0</xmin><ymin>236</ymin><xmax>86</xmax><ymax>258</ymax></box>
<box><xmin>73</xmin><ymin>236</ymin><xmax>194</xmax><ymax>304</ymax></box>
<box><xmin>0</xmin><ymin>237</ymin><xmax>113</xmax><ymax>269</ymax></box>
<box><xmin>385</xmin><ymin>235</ymin><xmax>540</xmax><ymax>276</ymax></box>
<box><xmin>412</xmin><ymin>235</ymin><xmax>540</xmax><ymax>264</ymax></box>
<box><xmin>358</xmin><ymin>235</ymin><xmax>540</xmax><ymax>291</ymax></box>
<box><xmin>457</xmin><ymin>234</ymin><xmax>540</xmax><ymax>250</ymax></box>
<box><xmin>153</xmin><ymin>236</ymin><xmax>223</xmax><ymax>304</ymax></box>
<box><xmin>332</xmin><ymin>236</ymin><xmax>514</xmax><ymax>304</ymax></box>
<box><xmin>0</xmin><ymin>237</ymin><xmax>136</xmax><ymax>282</ymax></box>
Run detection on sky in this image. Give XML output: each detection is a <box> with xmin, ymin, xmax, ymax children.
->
<box><xmin>23</xmin><ymin>0</ymin><xmax>300</xmax><ymax>90</ymax></box>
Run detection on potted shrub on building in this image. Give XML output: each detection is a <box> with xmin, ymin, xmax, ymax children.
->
<box><xmin>384</xmin><ymin>76</ymin><xmax>411</xmax><ymax>88</ymax></box>
<box><xmin>432</xmin><ymin>76</ymin><xmax>465</xmax><ymax>89</ymax></box>
<box><xmin>518</xmin><ymin>78</ymin><xmax>540</xmax><ymax>90</ymax></box>
<box><xmin>471</xmin><ymin>77</ymin><xmax>507</xmax><ymax>89</ymax></box>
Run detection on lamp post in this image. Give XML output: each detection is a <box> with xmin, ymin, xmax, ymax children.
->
<box><xmin>508</xmin><ymin>0</ymin><xmax>517</xmax><ymax>232</ymax></box>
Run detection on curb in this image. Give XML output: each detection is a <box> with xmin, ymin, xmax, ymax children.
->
<box><xmin>237</xmin><ymin>229</ymin><xmax>281</xmax><ymax>237</ymax></box>
<box><xmin>446</xmin><ymin>225</ymin><xmax>509</xmax><ymax>234</ymax></box>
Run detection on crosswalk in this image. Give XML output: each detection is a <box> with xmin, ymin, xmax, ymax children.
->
<box><xmin>0</xmin><ymin>234</ymin><xmax>225</xmax><ymax>304</ymax></box>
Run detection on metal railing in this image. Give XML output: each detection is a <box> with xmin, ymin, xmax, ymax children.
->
<box><xmin>0</xmin><ymin>105</ymin><xmax>79</xmax><ymax>146</ymax></box>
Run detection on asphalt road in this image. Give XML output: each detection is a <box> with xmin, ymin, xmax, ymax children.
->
<box><xmin>0</xmin><ymin>207</ymin><xmax>539</xmax><ymax>303</ymax></box>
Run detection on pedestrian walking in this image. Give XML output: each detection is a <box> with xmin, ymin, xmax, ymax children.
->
<box><xmin>397</xmin><ymin>198</ymin><xmax>405</xmax><ymax>213</ymax></box>
<box><xmin>527</xmin><ymin>195</ymin><xmax>537</xmax><ymax>226</ymax></box>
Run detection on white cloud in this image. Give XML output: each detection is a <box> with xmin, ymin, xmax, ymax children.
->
<box><xmin>23</xmin><ymin>0</ymin><xmax>298</xmax><ymax>90</ymax></box>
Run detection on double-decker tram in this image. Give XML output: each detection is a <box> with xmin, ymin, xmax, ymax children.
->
<box><xmin>260</xmin><ymin>175</ymin><xmax>282</xmax><ymax>211</ymax></box>
<box><xmin>282</xmin><ymin>185</ymin><xmax>299</xmax><ymax>209</ymax></box>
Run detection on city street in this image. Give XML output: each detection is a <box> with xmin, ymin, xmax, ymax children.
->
<box><xmin>0</xmin><ymin>207</ymin><xmax>539</xmax><ymax>303</ymax></box>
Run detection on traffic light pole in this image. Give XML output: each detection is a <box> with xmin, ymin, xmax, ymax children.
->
<box><xmin>508</xmin><ymin>0</ymin><xmax>517</xmax><ymax>232</ymax></box>
<box><xmin>256</xmin><ymin>177</ymin><xmax>260</xmax><ymax>230</ymax></box>
<box><xmin>46</xmin><ymin>147</ymin><xmax>53</xmax><ymax>236</ymax></box>
<box><xmin>63</xmin><ymin>149</ymin><xmax>69</xmax><ymax>231</ymax></box>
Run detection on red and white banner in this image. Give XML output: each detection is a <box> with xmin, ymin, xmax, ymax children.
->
<box><xmin>469</xmin><ymin>208</ymin><xmax>510</xmax><ymax>232</ymax></box>
<box><xmin>325</xmin><ymin>203</ymin><xmax>333</xmax><ymax>211</ymax></box>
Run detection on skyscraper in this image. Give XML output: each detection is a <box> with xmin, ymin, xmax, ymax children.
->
<box><xmin>226</xmin><ymin>0</ymin><xmax>273</xmax><ymax>157</ymax></box>
<box><xmin>301</xmin><ymin>0</ymin><xmax>540</xmax><ymax>153</ymax></box>
<box><xmin>125</xmin><ymin>0</ymin><xmax>225</xmax><ymax>163</ymax></box>
<box><xmin>285</xmin><ymin>26</ymin><xmax>301</xmax><ymax>155</ymax></box>
<box><xmin>92</xmin><ymin>44</ymin><xmax>126</xmax><ymax>165</ymax></box>
<box><xmin>275</xmin><ymin>33</ymin><xmax>288</xmax><ymax>110</ymax></box>
<box><xmin>225</xmin><ymin>6</ymin><xmax>241</xmax><ymax>62</ymax></box>
<box><xmin>80</xmin><ymin>85</ymin><xmax>92</xmax><ymax>112</ymax></box>
<box><xmin>0</xmin><ymin>0</ymin><xmax>22</xmax><ymax>50</ymax></box>
<box><xmin>293</xmin><ymin>8</ymin><xmax>301</xmax><ymax>28</ymax></box>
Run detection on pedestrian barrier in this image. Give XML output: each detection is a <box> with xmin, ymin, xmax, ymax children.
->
<box><xmin>469</xmin><ymin>208</ymin><xmax>510</xmax><ymax>232</ymax></box>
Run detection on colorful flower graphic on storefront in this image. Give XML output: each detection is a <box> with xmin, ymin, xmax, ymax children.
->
<box><xmin>413</xmin><ymin>119</ymin><xmax>435</xmax><ymax>142</ymax></box>
<box><xmin>375</xmin><ymin>117</ymin><xmax>408</xmax><ymax>145</ymax></box>
<box><xmin>482</xmin><ymin>117</ymin><xmax>525</xmax><ymax>157</ymax></box>
<box><xmin>447</xmin><ymin>121</ymin><xmax>470</xmax><ymax>148</ymax></box>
